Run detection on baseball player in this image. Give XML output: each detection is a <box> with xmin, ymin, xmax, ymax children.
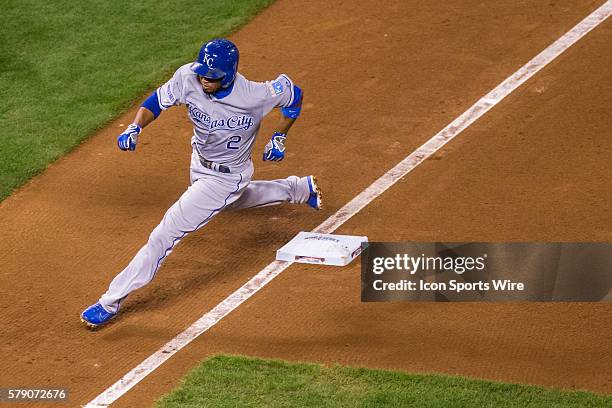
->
<box><xmin>81</xmin><ymin>38</ymin><xmax>321</xmax><ymax>328</ymax></box>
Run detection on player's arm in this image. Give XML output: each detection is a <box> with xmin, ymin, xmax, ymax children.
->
<box><xmin>264</xmin><ymin>80</ymin><xmax>303</xmax><ymax>161</ymax></box>
<box><xmin>276</xmin><ymin>79</ymin><xmax>303</xmax><ymax>134</ymax></box>
<box><xmin>117</xmin><ymin>74</ymin><xmax>182</xmax><ymax>151</ymax></box>
<box><xmin>275</xmin><ymin>114</ymin><xmax>296</xmax><ymax>134</ymax></box>
<box><xmin>117</xmin><ymin>92</ymin><xmax>167</xmax><ymax>151</ymax></box>
<box><xmin>134</xmin><ymin>105</ymin><xmax>156</xmax><ymax>128</ymax></box>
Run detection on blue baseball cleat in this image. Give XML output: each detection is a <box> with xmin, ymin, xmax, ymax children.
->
<box><xmin>80</xmin><ymin>302</ymin><xmax>116</xmax><ymax>328</ymax></box>
<box><xmin>307</xmin><ymin>176</ymin><xmax>322</xmax><ymax>210</ymax></box>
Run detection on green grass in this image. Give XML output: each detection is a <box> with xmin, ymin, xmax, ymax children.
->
<box><xmin>0</xmin><ymin>0</ymin><xmax>274</xmax><ymax>201</ymax></box>
<box><xmin>156</xmin><ymin>355</ymin><xmax>611</xmax><ymax>408</ymax></box>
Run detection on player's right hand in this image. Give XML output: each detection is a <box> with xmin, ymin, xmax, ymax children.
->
<box><xmin>117</xmin><ymin>123</ymin><xmax>142</xmax><ymax>151</ymax></box>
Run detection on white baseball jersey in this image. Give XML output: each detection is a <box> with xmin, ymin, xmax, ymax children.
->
<box><xmin>156</xmin><ymin>64</ymin><xmax>297</xmax><ymax>166</ymax></box>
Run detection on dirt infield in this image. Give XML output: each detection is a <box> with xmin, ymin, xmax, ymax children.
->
<box><xmin>1</xmin><ymin>0</ymin><xmax>610</xmax><ymax>406</ymax></box>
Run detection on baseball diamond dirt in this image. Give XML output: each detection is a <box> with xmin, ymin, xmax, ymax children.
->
<box><xmin>1</xmin><ymin>0</ymin><xmax>611</xmax><ymax>407</ymax></box>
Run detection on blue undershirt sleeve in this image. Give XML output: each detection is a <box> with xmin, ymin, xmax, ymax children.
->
<box><xmin>281</xmin><ymin>85</ymin><xmax>303</xmax><ymax>119</ymax></box>
<box><xmin>141</xmin><ymin>92</ymin><xmax>162</xmax><ymax>119</ymax></box>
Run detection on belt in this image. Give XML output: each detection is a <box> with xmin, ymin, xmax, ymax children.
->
<box><xmin>199</xmin><ymin>157</ymin><xmax>231</xmax><ymax>173</ymax></box>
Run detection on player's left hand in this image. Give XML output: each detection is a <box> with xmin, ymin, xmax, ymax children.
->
<box><xmin>263</xmin><ymin>132</ymin><xmax>286</xmax><ymax>161</ymax></box>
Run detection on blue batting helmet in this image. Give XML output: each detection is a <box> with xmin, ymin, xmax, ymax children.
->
<box><xmin>190</xmin><ymin>38</ymin><xmax>239</xmax><ymax>88</ymax></box>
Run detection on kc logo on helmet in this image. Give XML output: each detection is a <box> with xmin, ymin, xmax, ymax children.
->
<box><xmin>203</xmin><ymin>53</ymin><xmax>214</xmax><ymax>67</ymax></box>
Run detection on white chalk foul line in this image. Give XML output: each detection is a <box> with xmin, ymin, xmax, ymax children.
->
<box><xmin>84</xmin><ymin>2</ymin><xmax>612</xmax><ymax>406</ymax></box>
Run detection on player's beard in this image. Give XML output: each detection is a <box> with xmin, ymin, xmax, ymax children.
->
<box><xmin>201</xmin><ymin>82</ymin><xmax>222</xmax><ymax>94</ymax></box>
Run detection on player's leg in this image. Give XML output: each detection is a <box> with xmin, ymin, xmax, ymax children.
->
<box><xmin>82</xmin><ymin>171</ymin><xmax>248</xmax><ymax>326</ymax></box>
<box><xmin>228</xmin><ymin>175</ymin><xmax>322</xmax><ymax>211</ymax></box>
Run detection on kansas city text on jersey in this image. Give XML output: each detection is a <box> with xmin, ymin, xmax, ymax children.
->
<box><xmin>187</xmin><ymin>104</ymin><xmax>254</xmax><ymax>132</ymax></box>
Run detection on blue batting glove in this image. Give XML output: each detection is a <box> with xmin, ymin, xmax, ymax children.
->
<box><xmin>263</xmin><ymin>132</ymin><xmax>286</xmax><ymax>161</ymax></box>
<box><xmin>117</xmin><ymin>123</ymin><xmax>141</xmax><ymax>151</ymax></box>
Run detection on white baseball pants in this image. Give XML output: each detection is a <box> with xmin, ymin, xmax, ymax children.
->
<box><xmin>99</xmin><ymin>149</ymin><xmax>311</xmax><ymax>313</ymax></box>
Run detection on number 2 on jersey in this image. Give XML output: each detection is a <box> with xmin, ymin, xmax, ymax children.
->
<box><xmin>226</xmin><ymin>135</ymin><xmax>242</xmax><ymax>150</ymax></box>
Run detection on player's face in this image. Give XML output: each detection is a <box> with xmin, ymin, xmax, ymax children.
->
<box><xmin>198</xmin><ymin>75</ymin><xmax>223</xmax><ymax>93</ymax></box>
